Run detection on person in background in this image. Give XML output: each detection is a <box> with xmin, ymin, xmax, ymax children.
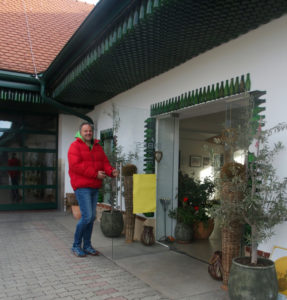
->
<box><xmin>8</xmin><ymin>153</ymin><xmax>21</xmax><ymax>203</ymax></box>
<box><xmin>68</xmin><ymin>122</ymin><xmax>118</xmax><ymax>257</ymax></box>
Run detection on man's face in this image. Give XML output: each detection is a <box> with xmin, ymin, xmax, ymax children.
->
<box><xmin>80</xmin><ymin>124</ymin><xmax>93</xmax><ymax>143</ymax></box>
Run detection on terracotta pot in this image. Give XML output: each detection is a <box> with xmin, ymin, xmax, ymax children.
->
<box><xmin>71</xmin><ymin>205</ymin><xmax>81</xmax><ymax>220</ymax></box>
<box><xmin>193</xmin><ymin>219</ymin><xmax>214</xmax><ymax>240</ymax></box>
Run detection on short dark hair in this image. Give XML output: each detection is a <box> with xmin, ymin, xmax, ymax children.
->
<box><xmin>79</xmin><ymin>122</ymin><xmax>93</xmax><ymax>132</ymax></box>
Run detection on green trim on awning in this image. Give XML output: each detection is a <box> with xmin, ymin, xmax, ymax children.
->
<box><xmin>46</xmin><ymin>0</ymin><xmax>287</xmax><ymax>106</ymax></box>
<box><xmin>0</xmin><ymin>70</ymin><xmax>42</xmax><ymax>103</ymax></box>
<box><xmin>52</xmin><ymin>0</ymin><xmax>161</xmax><ymax>98</ymax></box>
<box><xmin>0</xmin><ymin>70</ymin><xmax>41</xmax><ymax>85</ymax></box>
<box><xmin>150</xmin><ymin>74</ymin><xmax>251</xmax><ymax>116</ymax></box>
<box><xmin>0</xmin><ymin>71</ymin><xmax>94</xmax><ymax>122</ymax></box>
<box><xmin>143</xmin><ymin>118</ymin><xmax>156</xmax><ymax>174</ymax></box>
<box><xmin>0</xmin><ymin>88</ymin><xmax>42</xmax><ymax>103</ymax></box>
<box><xmin>44</xmin><ymin>0</ymin><xmax>133</xmax><ymax>88</ymax></box>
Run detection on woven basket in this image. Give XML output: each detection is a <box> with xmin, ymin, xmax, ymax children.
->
<box><xmin>124</xmin><ymin>176</ymin><xmax>135</xmax><ymax>243</ymax></box>
<box><xmin>221</xmin><ymin>182</ymin><xmax>243</xmax><ymax>287</ymax></box>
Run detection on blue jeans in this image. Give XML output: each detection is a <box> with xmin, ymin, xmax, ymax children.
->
<box><xmin>73</xmin><ymin>188</ymin><xmax>98</xmax><ymax>249</ymax></box>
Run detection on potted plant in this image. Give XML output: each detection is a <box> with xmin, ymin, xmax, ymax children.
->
<box><xmin>66</xmin><ymin>193</ymin><xmax>81</xmax><ymax>220</ymax></box>
<box><xmin>212</xmin><ymin>101</ymin><xmax>287</xmax><ymax>299</ymax></box>
<box><xmin>100</xmin><ymin>105</ymin><xmax>138</xmax><ymax>238</ymax></box>
<box><xmin>100</xmin><ymin>148</ymin><xmax>139</xmax><ymax>238</ymax></box>
<box><xmin>168</xmin><ymin>172</ymin><xmax>215</xmax><ymax>242</ymax></box>
<box><xmin>100</xmin><ymin>174</ymin><xmax>124</xmax><ymax>237</ymax></box>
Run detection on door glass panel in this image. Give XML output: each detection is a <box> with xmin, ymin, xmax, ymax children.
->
<box><xmin>25</xmin><ymin>188</ymin><xmax>56</xmax><ymax>204</ymax></box>
<box><xmin>24</xmin><ymin>152</ymin><xmax>56</xmax><ymax>167</ymax></box>
<box><xmin>24</xmin><ymin>170</ymin><xmax>56</xmax><ymax>186</ymax></box>
<box><xmin>24</xmin><ymin>134</ymin><xmax>56</xmax><ymax>149</ymax></box>
<box><xmin>0</xmin><ymin>170</ymin><xmax>22</xmax><ymax>186</ymax></box>
<box><xmin>0</xmin><ymin>152</ymin><xmax>22</xmax><ymax>187</ymax></box>
<box><xmin>0</xmin><ymin>151</ymin><xmax>22</xmax><ymax>167</ymax></box>
<box><xmin>0</xmin><ymin>113</ymin><xmax>22</xmax><ymax>129</ymax></box>
<box><xmin>0</xmin><ymin>112</ymin><xmax>57</xmax><ymax>209</ymax></box>
<box><xmin>0</xmin><ymin>131</ymin><xmax>23</xmax><ymax>148</ymax></box>
<box><xmin>23</xmin><ymin>114</ymin><xmax>57</xmax><ymax>131</ymax></box>
<box><xmin>0</xmin><ymin>188</ymin><xmax>23</xmax><ymax>204</ymax></box>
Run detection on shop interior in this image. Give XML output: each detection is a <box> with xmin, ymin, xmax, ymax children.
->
<box><xmin>172</xmin><ymin>99</ymin><xmax>248</xmax><ymax>262</ymax></box>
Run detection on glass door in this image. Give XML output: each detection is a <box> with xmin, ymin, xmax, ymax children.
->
<box><xmin>0</xmin><ymin>111</ymin><xmax>58</xmax><ymax>210</ymax></box>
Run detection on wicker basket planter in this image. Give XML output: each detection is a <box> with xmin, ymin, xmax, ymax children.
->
<box><xmin>122</xmin><ymin>164</ymin><xmax>137</xmax><ymax>243</ymax></box>
<box><xmin>221</xmin><ymin>181</ymin><xmax>243</xmax><ymax>288</ymax></box>
<box><xmin>66</xmin><ymin>193</ymin><xmax>81</xmax><ymax>220</ymax></box>
<box><xmin>123</xmin><ymin>175</ymin><xmax>135</xmax><ymax>243</ymax></box>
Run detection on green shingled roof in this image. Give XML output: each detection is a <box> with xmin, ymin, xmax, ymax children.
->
<box><xmin>47</xmin><ymin>0</ymin><xmax>287</xmax><ymax>107</ymax></box>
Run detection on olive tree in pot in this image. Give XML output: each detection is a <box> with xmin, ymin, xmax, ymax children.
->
<box><xmin>213</xmin><ymin>116</ymin><xmax>287</xmax><ymax>299</ymax></box>
<box><xmin>100</xmin><ymin>147</ymin><xmax>139</xmax><ymax>238</ymax></box>
<box><xmin>100</xmin><ymin>105</ymin><xmax>138</xmax><ymax>238</ymax></box>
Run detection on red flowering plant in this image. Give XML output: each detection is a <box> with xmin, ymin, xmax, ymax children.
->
<box><xmin>168</xmin><ymin>172</ymin><xmax>215</xmax><ymax>227</ymax></box>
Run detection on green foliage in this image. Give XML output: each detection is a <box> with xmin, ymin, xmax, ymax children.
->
<box><xmin>211</xmin><ymin>95</ymin><xmax>287</xmax><ymax>264</ymax></box>
<box><xmin>242</xmin><ymin>125</ymin><xmax>287</xmax><ymax>246</ymax></box>
<box><xmin>178</xmin><ymin>171</ymin><xmax>215</xmax><ymax>206</ymax></box>
<box><xmin>169</xmin><ymin>172</ymin><xmax>215</xmax><ymax>226</ymax></box>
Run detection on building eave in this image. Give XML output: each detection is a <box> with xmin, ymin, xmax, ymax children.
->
<box><xmin>30</xmin><ymin>1</ymin><xmax>287</xmax><ymax>108</ymax></box>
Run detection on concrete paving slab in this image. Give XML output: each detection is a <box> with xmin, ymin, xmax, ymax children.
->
<box><xmin>0</xmin><ymin>211</ymin><xmax>229</xmax><ymax>300</ymax></box>
<box><xmin>114</xmin><ymin>250</ymin><xmax>228</xmax><ymax>300</ymax></box>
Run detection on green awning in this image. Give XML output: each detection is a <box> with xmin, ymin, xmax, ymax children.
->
<box><xmin>45</xmin><ymin>0</ymin><xmax>287</xmax><ymax>106</ymax></box>
<box><xmin>0</xmin><ymin>70</ymin><xmax>93</xmax><ymax>121</ymax></box>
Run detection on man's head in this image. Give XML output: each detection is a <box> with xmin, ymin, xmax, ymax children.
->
<box><xmin>79</xmin><ymin>122</ymin><xmax>94</xmax><ymax>143</ymax></box>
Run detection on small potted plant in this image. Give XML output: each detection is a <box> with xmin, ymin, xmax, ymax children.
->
<box><xmin>168</xmin><ymin>172</ymin><xmax>215</xmax><ymax>242</ymax></box>
<box><xmin>66</xmin><ymin>193</ymin><xmax>81</xmax><ymax>220</ymax></box>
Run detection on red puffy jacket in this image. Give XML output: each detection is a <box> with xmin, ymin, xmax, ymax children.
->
<box><xmin>68</xmin><ymin>138</ymin><xmax>114</xmax><ymax>191</ymax></box>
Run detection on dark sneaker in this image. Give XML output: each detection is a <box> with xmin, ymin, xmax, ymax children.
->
<box><xmin>71</xmin><ymin>247</ymin><xmax>86</xmax><ymax>257</ymax></box>
<box><xmin>83</xmin><ymin>246</ymin><xmax>100</xmax><ymax>256</ymax></box>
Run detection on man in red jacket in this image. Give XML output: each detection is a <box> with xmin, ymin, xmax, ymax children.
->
<box><xmin>68</xmin><ymin>122</ymin><xmax>118</xmax><ymax>257</ymax></box>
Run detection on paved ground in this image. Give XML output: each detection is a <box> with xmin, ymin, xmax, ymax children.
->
<box><xmin>0</xmin><ymin>211</ymin><xmax>228</xmax><ymax>300</ymax></box>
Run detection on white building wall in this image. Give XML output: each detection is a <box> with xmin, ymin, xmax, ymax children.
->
<box><xmin>60</xmin><ymin>15</ymin><xmax>287</xmax><ymax>252</ymax></box>
<box><xmin>58</xmin><ymin>114</ymin><xmax>83</xmax><ymax>196</ymax></box>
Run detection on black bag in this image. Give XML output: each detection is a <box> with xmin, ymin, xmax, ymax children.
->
<box><xmin>208</xmin><ymin>251</ymin><xmax>223</xmax><ymax>281</ymax></box>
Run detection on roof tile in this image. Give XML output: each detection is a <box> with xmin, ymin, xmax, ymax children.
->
<box><xmin>0</xmin><ymin>0</ymin><xmax>94</xmax><ymax>74</ymax></box>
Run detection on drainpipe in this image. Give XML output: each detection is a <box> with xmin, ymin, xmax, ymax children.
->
<box><xmin>39</xmin><ymin>79</ymin><xmax>94</xmax><ymax>124</ymax></box>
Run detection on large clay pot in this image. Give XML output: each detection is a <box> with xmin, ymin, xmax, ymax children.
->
<box><xmin>193</xmin><ymin>219</ymin><xmax>214</xmax><ymax>240</ymax></box>
<box><xmin>175</xmin><ymin>223</ymin><xmax>193</xmax><ymax>243</ymax></box>
<box><xmin>71</xmin><ymin>205</ymin><xmax>81</xmax><ymax>220</ymax></box>
<box><xmin>100</xmin><ymin>210</ymin><xmax>124</xmax><ymax>238</ymax></box>
<box><xmin>228</xmin><ymin>257</ymin><xmax>278</xmax><ymax>300</ymax></box>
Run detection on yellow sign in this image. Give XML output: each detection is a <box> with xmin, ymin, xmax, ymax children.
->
<box><xmin>271</xmin><ymin>246</ymin><xmax>287</xmax><ymax>297</ymax></box>
<box><xmin>133</xmin><ymin>174</ymin><xmax>156</xmax><ymax>214</ymax></box>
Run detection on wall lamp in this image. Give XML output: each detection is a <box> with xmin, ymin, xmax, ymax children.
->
<box><xmin>154</xmin><ymin>151</ymin><xmax>163</xmax><ymax>163</ymax></box>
